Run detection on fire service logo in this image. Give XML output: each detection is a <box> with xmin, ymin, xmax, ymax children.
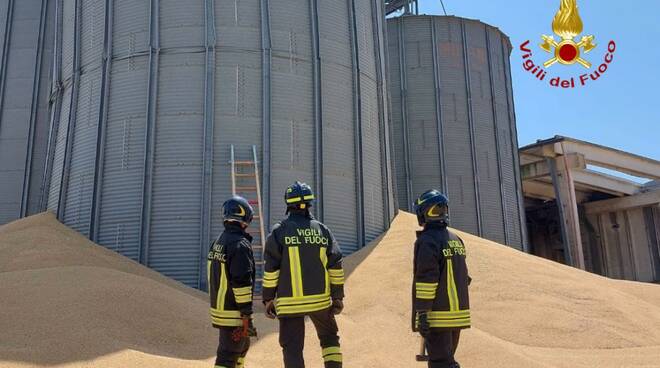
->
<box><xmin>519</xmin><ymin>0</ymin><xmax>616</xmax><ymax>88</ymax></box>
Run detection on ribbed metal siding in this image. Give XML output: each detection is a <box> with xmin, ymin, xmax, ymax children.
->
<box><xmin>45</xmin><ymin>0</ymin><xmax>394</xmax><ymax>288</ymax></box>
<box><xmin>0</xmin><ymin>0</ymin><xmax>53</xmax><ymax>224</ymax></box>
<box><xmin>387</xmin><ymin>15</ymin><xmax>525</xmax><ymax>249</ymax></box>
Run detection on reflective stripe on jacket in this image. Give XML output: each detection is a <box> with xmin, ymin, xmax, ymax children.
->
<box><xmin>208</xmin><ymin>223</ymin><xmax>255</xmax><ymax>328</ymax></box>
<box><xmin>262</xmin><ymin>212</ymin><xmax>344</xmax><ymax>317</ymax></box>
<box><xmin>412</xmin><ymin>224</ymin><xmax>471</xmax><ymax>330</ymax></box>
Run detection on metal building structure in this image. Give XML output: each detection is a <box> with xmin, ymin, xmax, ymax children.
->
<box><xmin>0</xmin><ymin>0</ymin><xmax>54</xmax><ymax>225</ymax></box>
<box><xmin>43</xmin><ymin>0</ymin><xmax>395</xmax><ymax>288</ymax></box>
<box><xmin>521</xmin><ymin>136</ymin><xmax>660</xmax><ymax>282</ymax></box>
<box><xmin>387</xmin><ymin>15</ymin><xmax>526</xmax><ymax>249</ymax></box>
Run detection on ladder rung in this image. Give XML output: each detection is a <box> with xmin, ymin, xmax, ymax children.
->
<box><xmin>236</xmin><ymin>186</ymin><xmax>257</xmax><ymax>191</ymax></box>
<box><xmin>234</xmin><ymin>161</ymin><xmax>255</xmax><ymax>165</ymax></box>
<box><xmin>235</xmin><ymin>173</ymin><xmax>256</xmax><ymax>177</ymax></box>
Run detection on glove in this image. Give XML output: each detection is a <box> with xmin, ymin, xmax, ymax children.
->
<box><xmin>243</xmin><ymin>315</ymin><xmax>258</xmax><ymax>338</ymax></box>
<box><xmin>331</xmin><ymin>299</ymin><xmax>344</xmax><ymax>315</ymax></box>
<box><xmin>264</xmin><ymin>300</ymin><xmax>277</xmax><ymax>319</ymax></box>
<box><xmin>417</xmin><ymin>311</ymin><xmax>430</xmax><ymax>337</ymax></box>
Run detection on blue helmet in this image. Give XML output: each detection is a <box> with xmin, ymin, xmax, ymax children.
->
<box><xmin>222</xmin><ymin>196</ymin><xmax>254</xmax><ymax>225</ymax></box>
<box><xmin>413</xmin><ymin>190</ymin><xmax>449</xmax><ymax>227</ymax></box>
<box><xmin>284</xmin><ymin>181</ymin><xmax>315</xmax><ymax>211</ymax></box>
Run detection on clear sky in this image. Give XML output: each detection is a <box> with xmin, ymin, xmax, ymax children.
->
<box><xmin>412</xmin><ymin>0</ymin><xmax>659</xmax><ymax>161</ymax></box>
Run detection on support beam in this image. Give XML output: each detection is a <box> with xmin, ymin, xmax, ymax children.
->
<box><xmin>571</xmin><ymin>170</ymin><xmax>640</xmax><ymax>196</ymax></box>
<box><xmin>585</xmin><ymin>190</ymin><xmax>660</xmax><ymax>214</ymax></box>
<box><xmin>551</xmin><ymin>156</ymin><xmax>586</xmax><ymax>269</ymax></box>
<box><xmin>523</xmin><ymin>180</ymin><xmax>589</xmax><ymax>203</ymax></box>
<box><xmin>521</xmin><ymin>153</ymin><xmax>585</xmax><ymax>181</ymax></box>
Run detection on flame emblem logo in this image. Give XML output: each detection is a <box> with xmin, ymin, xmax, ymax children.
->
<box><xmin>540</xmin><ymin>0</ymin><xmax>596</xmax><ymax>68</ymax></box>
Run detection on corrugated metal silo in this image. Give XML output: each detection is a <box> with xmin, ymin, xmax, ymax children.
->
<box><xmin>387</xmin><ymin>15</ymin><xmax>526</xmax><ymax>249</ymax></box>
<box><xmin>44</xmin><ymin>0</ymin><xmax>395</xmax><ymax>288</ymax></box>
<box><xmin>0</xmin><ymin>0</ymin><xmax>54</xmax><ymax>224</ymax></box>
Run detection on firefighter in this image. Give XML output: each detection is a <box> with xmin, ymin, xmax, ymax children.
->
<box><xmin>208</xmin><ymin>196</ymin><xmax>257</xmax><ymax>368</ymax></box>
<box><xmin>412</xmin><ymin>190</ymin><xmax>471</xmax><ymax>368</ymax></box>
<box><xmin>262</xmin><ymin>181</ymin><xmax>345</xmax><ymax>368</ymax></box>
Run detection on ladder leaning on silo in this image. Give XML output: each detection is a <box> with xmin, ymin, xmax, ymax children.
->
<box><xmin>230</xmin><ymin>145</ymin><xmax>267</xmax><ymax>297</ymax></box>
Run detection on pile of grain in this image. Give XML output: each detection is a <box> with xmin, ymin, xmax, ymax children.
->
<box><xmin>1</xmin><ymin>212</ymin><xmax>659</xmax><ymax>368</ymax></box>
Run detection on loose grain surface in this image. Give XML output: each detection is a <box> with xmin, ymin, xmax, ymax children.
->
<box><xmin>1</xmin><ymin>212</ymin><xmax>659</xmax><ymax>367</ymax></box>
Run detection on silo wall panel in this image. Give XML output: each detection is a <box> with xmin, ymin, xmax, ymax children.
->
<box><xmin>436</xmin><ymin>17</ymin><xmax>479</xmax><ymax>235</ymax></box>
<box><xmin>0</xmin><ymin>0</ymin><xmax>52</xmax><ymax>223</ymax></box>
<box><xmin>465</xmin><ymin>20</ymin><xmax>506</xmax><ymax>244</ymax></box>
<box><xmin>318</xmin><ymin>0</ymin><xmax>358</xmax><ymax>251</ymax></box>
<box><xmin>268</xmin><ymin>0</ymin><xmax>315</xmax><ymax>222</ymax></box>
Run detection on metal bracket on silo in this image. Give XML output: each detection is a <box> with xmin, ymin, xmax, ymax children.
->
<box><xmin>484</xmin><ymin>26</ymin><xmax>510</xmax><ymax>245</ymax></box>
<box><xmin>57</xmin><ymin>0</ymin><xmax>83</xmax><ymax>221</ymax></box>
<box><xmin>460</xmin><ymin>20</ymin><xmax>483</xmax><ymax>237</ymax></box>
<box><xmin>0</xmin><ymin>0</ymin><xmax>14</xmax><ymax>143</ymax></box>
<box><xmin>371</xmin><ymin>0</ymin><xmax>394</xmax><ymax>226</ymax></box>
<box><xmin>20</xmin><ymin>0</ymin><xmax>50</xmax><ymax>218</ymax></box>
<box><xmin>430</xmin><ymin>17</ymin><xmax>448</xmax><ymax>195</ymax></box>
<box><xmin>310</xmin><ymin>0</ymin><xmax>324</xmax><ymax>222</ymax></box>
<box><xmin>501</xmin><ymin>38</ymin><xmax>529</xmax><ymax>250</ymax></box>
<box><xmin>139</xmin><ymin>0</ymin><xmax>160</xmax><ymax>266</ymax></box>
<box><xmin>348</xmin><ymin>0</ymin><xmax>365</xmax><ymax>247</ymax></box>
<box><xmin>397</xmin><ymin>17</ymin><xmax>414</xmax><ymax>211</ymax></box>
<box><xmin>260</xmin><ymin>0</ymin><xmax>272</xmax><ymax>231</ymax></box>
<box><xmin>90</xmin><ymin>0</ymin><xmax>114</xmax><ymax>241</ymax></box>
<box><xmin>198</xmin><ymin>0</ymin><xmax>217</xmax><ymax>290</ymax></box>
<box><xmin>41</xmin><ymin>0</ymin><xmax>65</xmax><ymax>211</ymax></box>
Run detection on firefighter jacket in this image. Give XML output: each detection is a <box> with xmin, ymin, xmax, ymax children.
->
<box><xmin>262</xmin><ymin>212</ymin><xmax>344</xmax><ymax>318</ymax></box>
<box><xmin>412</xmin><ymin>224</ymin><xmax>471</xmax><ymax>331</ymax></box>
<box><xmin>208</xmin><ymin>222</ymin><xmax>255</xmax><ymax>328</ymax></box>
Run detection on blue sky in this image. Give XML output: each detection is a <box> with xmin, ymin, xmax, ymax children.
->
<box><xmin>413</xmin><ymin>0</ymin><xmax>659</xmax><ymax>161</ymax></box>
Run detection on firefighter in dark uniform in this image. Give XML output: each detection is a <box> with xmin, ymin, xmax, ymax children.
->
<box><xmin>412</xmin><ymin>190</ymin><xmax>471</xmax><ymax>368</ymax></box>
<box><xmin>208</xmin><ymin>196</ymin><xmax>258</xmax><ymax>368</ymax></box>
<box><xmin>262</xmin><ymin>181</ymin><xmax>345</xmax><ymax>368</ymax></box>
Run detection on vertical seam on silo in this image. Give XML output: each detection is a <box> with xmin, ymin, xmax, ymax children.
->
<box><xmin>460</xmin><ymin>20</ymin><xmax>483</xmax><ymax>237</ymax></box>
<box><xmin>260</xmin><ymin>0</ymin><xmax>272</xmax><ymax>231</ymax></box>
<box><xmin>58</xmin><ymin>0</ymin><xmax>83</xmax><ymax>221</ymax></box>
<box><xmin>485</xmin><ymin>26</ymin><xmax>509</xmax><ymax>245</ymax></box>
<box><xmin>397</xmin><ymin>17</ymin><xmax>412</xmax><ymax>211</ymax></box>
<box><xmin>381</xmin><ymin>8</ymin><xmax>398</xmax><ymax>216</ymax></box>
<box><xmin>20</xmin><ymin>0</ymin><xmax>49</xmax><ymax>217</ymax></box>
<box><xmin>310</xmin><ymin>0</ymin><xmax>323</xmax><ymax>222</ymax></box>
<box><xmin>348</xmin><ymin>0</ymin><xmax>364</xmax><ymax>246</ymax></box>
<box><xmin>500</xmin><ymin>37</ymin><xmax>528</xmax><ymax>251</ymax></box>
<box><xmin>0</xmin><ymin>0</ymin><xmax>14</xmax><ymax>147</ymax></box>
<box><xmin>430</xmin><ymin>17</ymin><xmax>448</xmax><ymax>196</ymax></box>
<box><xmin>623</xmin><ymin>211</ymin><xmax>637</xmax><ymax>279</ymax></box>
<box><xmin>41</xmin><ymin>0</ymin><xmax>64</xmax><ymax>211</ymax></box>
<box><xmin>199</xmin><ymin>0</ymin><xmax>217</xmax><ymax>290</ymax></box>
<box><xmin>371</xmin><ymin>0</ymin><xmax>392</xmax><ymax>227</ymax></box>
<box><xmin>90</xmin><ymin>0</ymin><xmax>114</xmax><ymax>241</ymax></box>
<box><xmin>139</xmin><ymin>0</ymin><xmax>160</xmax><ymax>266</ymax></box>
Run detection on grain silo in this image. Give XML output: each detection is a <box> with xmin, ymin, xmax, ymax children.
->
<box><xmin>387</xmin><ymin>15</ymin><xmax>526</xmax><ymax>249</ymax></box>
<box><xmin>0</xmin><ymin>0</ymin><xmax>54</xmax><ymax>225</ymax></box>
<box><xmin>43</xmin><ymin>0</ymin><xmax>395</xmax><ymax>288</ymax></box>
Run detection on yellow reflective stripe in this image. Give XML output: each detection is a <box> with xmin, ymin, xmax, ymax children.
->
<box><xmin>276</xmin><ymin>293</ymin><xmax>331</xmax><ymax>306</ymax></box>
<box><xmin>263</xmin><ymin>270</ymin><xmax>279</xmax><ymax>288</ymax></box>
<box><xmin>416</xmin><ymin>292</ymin><xmax>436</xmax><ymax>300</ymax></box>
<box><xmin>236</xmin><ymin>357</ymin><xmax>245</xmax><ymax>368</ymax></box>
<box><xmin>328</xmin><ymin>269</ymin><xmax>344</xmax><ymax>276</ymax></box>
<box><xmin>415</xmin><ymin>282</ymin><xmax>438</xmax><ymax>290</ymax></box>
<box><xmin>234</xmin><ymin>294</ymin><xmax>252</xmax><ymax>304</ymax></box>
<box><xmin>320</xmin><ymin>248</ymin><xmax>330</xmax><ymax>294</ymax></box>
<box><xmin>427</xmin><ymin>310</ymin><xmax>470</xmax><ymax>319</ymax></box>
<box><xmin>289</xmin><ymin>247</ymin><xmax>303</xmax><ymax>297</ymax></box>
<box><xmin>276</xmin><ymin>299</ymin><xmax>332</xmax><ymax>315</ymax></box>
<box><xmin>218</xmin><ymin>263</ymin><xmax>228</xmax><ymax>311</ymax></box>
<box><xmin>428</xmin><ymin>318</ymin><xmax>471</xmax><ymax>328</ymax></box>
<box><xmin>211</xmin><ymin>309</ymin><xmax>242</xmax><ymax>318</ymax></box>
<box><xmin>207</xmin><ymin>260</ymin><xmax>212</xmax><ymax>294</ymax></box>
<box><xmin>322</xmin><ymin>346</ymin><xmax>342</xmax><ymax>362</ymax></box>
<box><xmin>210</xmin><ymin>309</ymin><xmax>242</xmax><ymax>327</ymax></box>
<box><xmin>446</xmin><ymin>259</ymin><xmax>459</xmax><ymax>311</ymax></box>
<box><xmin>303</xmin><ymin>194</ymin><xmax>315</xmax><ymax>200</ymax></box>
<box><xmin>286</xmin><ymin>197</ymin><xmax>302</xmax><ymax>203</ymax></box>
<box><xmin>328</xmin><ymin>268</ymin><xmax>344</xmax><ymax>285</ymax></box>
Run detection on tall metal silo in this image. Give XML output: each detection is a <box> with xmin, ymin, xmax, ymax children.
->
<box><xmin>0</xmin><ymin>0</ymin><xmax>54</xmax><ymax>225</ymax></box>
<box><xmin>388</xmin><ymin>15</ymin><xmax>526</xmax><ymax>250</ymax></box>
<box><xmin>44</xmin><ymin>0</ymin><xmax>395</xmax><ymax>288</ymax></box>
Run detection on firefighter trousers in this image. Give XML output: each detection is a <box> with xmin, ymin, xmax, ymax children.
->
<box><xmin>278</xmin><ymin>308</ymin><xmax>342</xmax><ymax>368</ymax></box>
<box><xmin>426</xmin><ymin>330</ymin><xmax>461</xmax><ymax>368</ymax></box>
<box><xmin>215</xmin><ymin>327</ymin><xmax>250</xmax><ymax>368</ymax></box>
